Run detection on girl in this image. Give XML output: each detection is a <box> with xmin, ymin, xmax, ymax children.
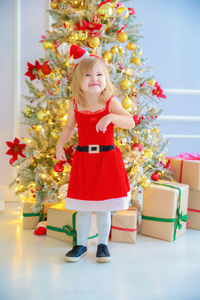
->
<box><xmin>56</xmin><ymin>45</ymin><xmax>135</xmax><ymax>263</ymax></box>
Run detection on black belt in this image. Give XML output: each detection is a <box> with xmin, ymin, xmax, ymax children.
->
<box><xmin>76</xmin><ymin>145</ymin><xmax>115</xmax><ymax>154</ymax></box>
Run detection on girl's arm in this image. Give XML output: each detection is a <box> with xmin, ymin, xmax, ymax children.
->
<box><xmin>109</xmin><ymin>97</ymin><xmax>135</xmax><ymax>129</ymax></box>
<box><xmin>56</xmin><ymin>102</ymin><xmax>76</xmax><ymax>160</ymax></box>
<box><xmin>96</xmin><ymin>97</ymin><xmax>135</xmax><ymax>133</ymax></box>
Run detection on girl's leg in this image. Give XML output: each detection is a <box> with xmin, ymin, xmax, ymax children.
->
<box><xmin>96</xmin><ymin>211</ymin><xmax>111</xmax><ymax>245</ymax></box>
<box><xmin>76</xmin><ymin>211</ymin><xmax>92</xmax><ymax>247</ymax></box>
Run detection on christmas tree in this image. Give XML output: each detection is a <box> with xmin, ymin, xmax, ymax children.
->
<box><xmin>6</xmin><ymin>0</ymin><xmax>172</xmax><ymax>213</ymax></box>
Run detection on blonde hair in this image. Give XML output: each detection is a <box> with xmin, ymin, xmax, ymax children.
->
<box><xmin>71</xmin><ymin>57</ymin><xmax>114</xmax><ymax>108</ymax></box>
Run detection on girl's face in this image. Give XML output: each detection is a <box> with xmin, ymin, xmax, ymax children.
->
<box><xmin>80</xmin><ymin>63</ymin><xmax>106</xmax><ymax>95</ymax></box>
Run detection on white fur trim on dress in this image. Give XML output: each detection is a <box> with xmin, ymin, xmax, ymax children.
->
<box><xmin>65</xmin><ymin>190</ymin><xmax>131</xmax><ymax>211</ymax></box>
<box><xmin>74</xmin><ymin>51</ymin><xmax>90</xmax><ymax>64</ymax></box>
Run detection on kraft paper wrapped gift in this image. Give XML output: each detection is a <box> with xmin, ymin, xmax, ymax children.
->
<box><xmin>23</xmin><ymin>202</ymin><xmax>40</xmax><ymax>230</ymax></box>
<box><xmin>110</xmin><ymin>209</ymin><xmax>138</xmax><ymax>243</ymax></box>
<box><xmin>170</xmin><ymin>156</ymin><xmax>200</xmax><ymax>191</ymax></box>
<box><xmin>47</xmin><ymin>203</ymin><xmax>98</xmax><ymax>245</ymax></box>
<box><xmin>187</xmin><ymin>189</ymin><xmax>200</xmax><ymax>230</ymax></box>
<box><xmin>141</xmin><ymin>181</ymin><xmax>189</xmax><ymax>242</ymax></box>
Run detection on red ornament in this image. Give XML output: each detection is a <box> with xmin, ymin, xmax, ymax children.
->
<box><xmin>53</xmin><ymin>145</ymin><xmax>74</xmax><ymax>172</ymax></box>
<box><xmin>132</xmin><ymin>143</ymin><xmax>143</xmax><ymax>152</ymax></box>
<box><xmin>151</xmin><ymin>173</ymin><xmax>160</xmax><ymax>181</ymax></box>
<box><xmin>6</xmin><ymin>137</ymin><xmax>26</xmax><ymax>165</ymax></box>
<box><xmin>133</xmin><ymin>115</ymin><xmax>140</xmax><ymax>125</ymax></box>
<box><xmin>54</xmin><ymin>162</ymin><xmax>64</xmax><ymax>173</ymax></box>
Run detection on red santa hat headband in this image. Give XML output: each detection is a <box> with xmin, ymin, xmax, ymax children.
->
<box><xmin>70</xmin><ymin>45</ymin><xmax>105</xmax><ymax>66</ymax></box>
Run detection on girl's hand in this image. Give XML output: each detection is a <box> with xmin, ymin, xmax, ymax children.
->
<box><xmin>96</xmin><ymin>114</ymin><xmax>114</xmax><ymax>133</ymax></box>
<box><xmin>56</xmin><ymin>146</ymin><xmax>67</xmax><ymax>161</ymax></box>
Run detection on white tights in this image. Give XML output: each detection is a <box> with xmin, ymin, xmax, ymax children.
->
<box><xmin>76</xmin><ymin>211</ymin><xmax>111</xmax><ymax>247</ymax></box>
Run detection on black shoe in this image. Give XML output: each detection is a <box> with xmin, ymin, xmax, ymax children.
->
<box><xmin>65</xmin><ymin>245</ymin><xmax>87</xmax><ymax>262</ymax></box>
<box><xmin>96</xmin><ymin>244</ymin><xmax>111</xmax><ymax>263</ymax></box>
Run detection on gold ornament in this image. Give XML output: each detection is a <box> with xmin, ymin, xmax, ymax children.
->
<box><xmin>131</xmin><ymin>56</ymin><xmax>141</xmax><ymax>66</ymax></box>
<box><xmin>24</xmin><ymin>107</ymin><xmax>33</xmax><ymax>117</ymax></box>
<box><xmin>36</xmin><ymin>110</ymin><xmax>46</xmax><ymax>121</ymax></box>
<box><xmin>70</xmin><ymin>0</ymin><xmax>83</xmax><ymax>8</ymax></box>
<box><xmin>51</xmin><ymin>130</ymin><xmax>58</xmax><ymax>138</ymax></box>
<box><xmin>98</xmin><ymin>3</ymin><xmax>113</xmax><ymax>20</ymax></box>
<box><xmin>51</xmin><ymin>2</ymin><xmax>58</xmax><ymax>9</ymax></box>
<box><xmin>121</xmin><ymin>79</ymin><xmax>132</xmax><ymax>90</ymax></box>
<box><xmin>158</xmin><ymin>152</ymin><xmax>166</xmax><ymax>161</ymax></box>
<box><xmin>151</xmin><ymin>127</ymin><xmax>159</xmax><ymax>133</ymax></box>
<box><xmin>56</xmin><ymin>108</ymin><xmax>66</xmax><ymax>118</ymax></box>
<box><xmin>118</xmin><ymin>46</ymin><xmax>124</xmax><ymax>55</ymax></box>
<box><xmin>124</xmin><ymin>68</ymin><xmax>133</xmax><ymax>76</ymax></box>
<box><xmin>87</xmin><ymin>36</ymin><xmax>100</xmax><ymax>48</ymax></box>
<box><xmin>102</xmin><ymin>50</ymin><xmax>112</xmax><ymax>62</ymax></box>
<box><xmin>117</xmin><ymin>31</ymin><xmax>128</xmax><ymax>43</ymax></box>
<box><xmin>110</xmin><ymin>46</ymin><xmax>118</xmax><ymax>54</ymax></box>
<box><xmin>141</xmin><ymin>176</ymin><xmax>150</xmax><ymax>188</ymax></box>
<box><xmin>126</xmin><ymin>41</ymin><xmax>135</xmax><ymax>50</ymax></box>
<box><xmin>148</xmin><ymin>79</ymin><xmax>156</xmax><ymax>86</ymax></box>
<box><xmin>144</xmin><ymin>149</ymin><xmax>154</xmax><ymax>159</ymax></box>
<box><xmin>117</xmin><ymin>6</ymin><xmax>126</xmax><ymax>15</ymax></box>
<box><xmin>65</xmin><ymin>60</ymin><xmax>70</xmax><ymax>67</ymax></box>
<box><xmin>43</xmin><ymin>41</ymin><xmax>54</xmax><ymax>50</ymax></box>
<box><xmin>121</xmin><ymin>96</ymin><xmax>132</xmax><ymax>109</ymax></box>
<box><xmin>37</xmin><ymin>69</ymin><xmax>46</xmax><ymax>79</ymax></box>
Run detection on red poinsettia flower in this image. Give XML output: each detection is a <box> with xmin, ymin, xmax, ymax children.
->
<box><xmin>6</xmin><ymin>138</ymin><xmax>26</xmax><ymax>165</ymax></box>
<box><xmin>152</xmin><ymin>82</ymin><xmax>166</xmax><ymax>100</ymax></box>
<box><xmin>40</xmin><ymin>62</ymin><xmax>51</xmax><ymax>74</ymax></box>
<box><xmin>75</xmin><ymin>20</ymin><xmax>102</xmax><ymax>33</ymax></box>
<box><xmin>25</xmin><ymin>60</ymin><xmax>42</xmax><ymax>81</ymax></box>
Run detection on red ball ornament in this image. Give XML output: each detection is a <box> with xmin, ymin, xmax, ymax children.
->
<box><xmin>54</xmin><ymin>162</ymin><xmax>64</xmax><ymax>173</ymax></box>
<box><xmin>133</xmin><ymin>115</ymin><xmax>140</xmax><ymax>125</ymax></box>
<box><xmin>132</xmin><ymin>143</ymin><xmax>143</xmax><ymax>152</ymax></box>
<box><xmin>151</xmin><ymin>173</ymin><xmax>160</xmax><ymax>181</ymax></box>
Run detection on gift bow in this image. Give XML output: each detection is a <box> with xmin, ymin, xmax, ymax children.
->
<box><xmin>63</xmin><ymin>225</ymin><xmax>77</xmax><ymax>246</ymax></box>
<box><xmin>175</xmin><ymin>210</ymin><xmax>188</xmax><ymax>231</ymax></box>
<box><xmin>169</xmin><ymin>152</ymin><xmax>200</xmax><ymax>161</ymax></box>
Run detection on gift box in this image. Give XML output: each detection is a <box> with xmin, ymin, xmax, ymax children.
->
<box><xmin>141</xmin><ymin>181</ymin><xmax>189</xmax><ymax>242</ymax></box>
<box><xmin>47</xmin><ymin>203</ymin><xmax>98</xmax><ymax>245</ymax></box>
<box><xmin>187</xmin><ymin>189</ymin><xmax>200</xmax><ymax>230</ymax></box>
<box><xmin>110</xmin><ymin>209</ymin><xmax>138</xmax><ymax>244</ymax></box>
<box><xmin>170</xmin><ymin>154</ymin><xmax>200</xmax><ymax>191</ymax></box>
<box><xmin>23</xmin><ymin>202</ymin><xmax>40</xmax><ymax>230</ymax></box>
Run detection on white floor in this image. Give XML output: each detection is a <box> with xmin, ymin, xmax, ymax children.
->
<box><xmin>0</xmin><ymin>203</ymin><xmax>200</xmax><ymax>300</ymax></box>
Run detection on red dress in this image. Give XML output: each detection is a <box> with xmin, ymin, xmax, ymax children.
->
<box><xmin>66</xmin><ymin>96</ymin><xmax>131</xmax><ymax>211</ymax></box>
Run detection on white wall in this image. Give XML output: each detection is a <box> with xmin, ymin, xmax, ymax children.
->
<box><xmin>0</xmin><ymin>0</ymin><xmax>49</xmax><ymax>202</ymax></box>
<box><xmin>134</xmin><ymin>0</ymin><xmax>200</xmax><ymax>155</ymax></box>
